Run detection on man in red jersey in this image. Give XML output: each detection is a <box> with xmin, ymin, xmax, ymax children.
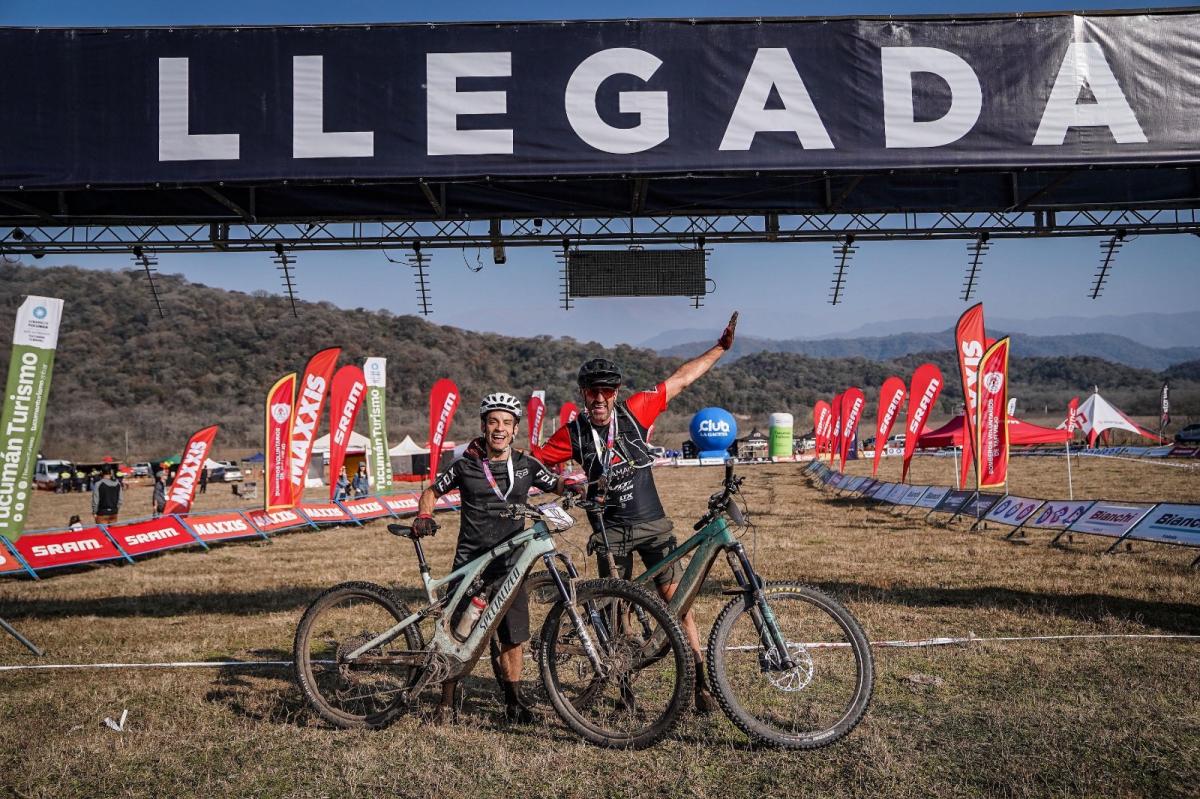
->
<box><xmin>535</xmin><ymin>312</ymin><xmax>737</xmax><ymax>712</ymax></box>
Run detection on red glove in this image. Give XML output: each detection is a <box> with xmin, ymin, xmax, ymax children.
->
<box><xmin>717</xmin><ymin>311</ymin><xmax>739</xmax><ymax>351</ymax></box>
<box><xmin>412</xmin><ymin>514</ymin><xmax>438</xmax><ymax>538</ymax></box>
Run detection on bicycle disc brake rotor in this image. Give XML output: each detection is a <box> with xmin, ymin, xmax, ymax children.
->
<box><xmin>765</xmin><ymin>642</ymin><xmax>814</xmax><ymax>692</ymax></box>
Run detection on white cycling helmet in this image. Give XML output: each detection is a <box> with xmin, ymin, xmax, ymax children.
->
<box><xmin>479</xmin><ymin>392</ymin><xmax>522</xmax><ymax>420</ymax></box>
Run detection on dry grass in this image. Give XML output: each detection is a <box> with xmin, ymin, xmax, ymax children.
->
<box><xmin>1</xmin><ymin>457</ymin><xmax>1198</xmax><ymax>798</ymax></box>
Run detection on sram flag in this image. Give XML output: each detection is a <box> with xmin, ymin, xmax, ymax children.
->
<box><xmin>528</xmin><ymin>390</ymin><xmax>546</xmax><ymax>449</ymax></box>
<box><xmin>559</xmin><ymin>402</ymin><xmax>578</xmax><ymax>430</ymax></box>
<box><xmin>428</xmin><ymin>378</ymin><xmax>459</xmax><ymax>479</ymax></box>
<box><xmin>902</xmin><ymin>363</ymin><xmax>944</xmax><ymax>483</ymax></box>
<box><xmin>838</xmin><ymin>388</ymin><xmax>865</xmax><ymax>470</ymax></box>
<box><xmin>872</xmin><ymin>377</ymin><xmax>906</xmax><ymax>477</ymax></box>
<box><xmin>0</xmin><ymin>296</ymin><xmax>63</xmax><ymax>541</ymax></box>
<box><xmin>162</xmin><ymin>425</ymin><xmax>219</xmax><ymax>515</ymax></box>
<box><xmin>812</xmin><ymin>400</ymin><xmax>832</xmax><ymax>456</ymax></box>
<box><xmin>265</xmin><ymin>373</ymin><xmax>296</xmax><ymax>510</ymax></box>
<box><xmin>289</xmin><ymin>347</ymin><xmax>341</xmax><ymax>504</ymax></box>
<box><xmin>328</xmin><ymin>365</ymin><xmax>367</xmax><ymax>500</ymax></box>
<box><xmin>1065</xmin><ymin>396</ymin><xmax>1081</xmax><ymax>434</ymax></box>
<box><xmin>363</xmin><ymin>357</ymin><xmax>393</xmax><ymax>493</ymax></box>
<box><xmin>955</xmin><ymin>303</ymin><xmax>986</xmax><ymax>488</ymax></box>
<box><xmin>976</xmin><ymin>337</ymin><xmax>1011</xmax><ymax>489</ymax></box>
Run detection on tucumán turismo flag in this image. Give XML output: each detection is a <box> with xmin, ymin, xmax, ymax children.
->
<box><xmin>363</xmin><ymin>358</ymin><xmax>393</xmax><ymax>493</ymax></box>
<box><xmin>0</xmin><ymin>296</ymin><xmax>63</xmax><ymax>541</ymax></box>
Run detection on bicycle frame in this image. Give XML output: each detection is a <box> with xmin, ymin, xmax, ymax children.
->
<box><xmin>345</xmin><ymin>519</ymin><xmax>603</xmax><ymax>678</ymax></box>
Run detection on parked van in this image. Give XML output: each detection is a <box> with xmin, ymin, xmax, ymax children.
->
<box><xmin>33</xmin><ymin>459</ymin><xmax>74</xmax><ymax>490</ymax></box>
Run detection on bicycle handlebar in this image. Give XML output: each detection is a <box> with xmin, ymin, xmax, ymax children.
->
<box><xmin>693</xmin><ymin>462</ymin><xmax>745</xmax><ymax>530</ymax></box>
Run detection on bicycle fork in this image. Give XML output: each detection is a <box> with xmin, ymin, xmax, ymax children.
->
<box><xmin>541</xmin><ymin>552</ymin><xmax>609</xmax><ymax>677</ymax></box>
<box><xmin>724</xmin><ymin>543</ymin><xmax>797</xmax><ymax>673</ymax></box>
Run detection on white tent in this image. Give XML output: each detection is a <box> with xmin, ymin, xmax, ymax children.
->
<box><xmin>388</xmin><ymin>435</ymin><xmax>428</xmax><ymax>457</ymax></box>
<box><xmin>306</xmin><ymin>432</ymin><xmax>374</xmax><ymax>487</ymax></box>
<box><xmin>1074</xmin><ymin>391</ymin><xmax>1160</xmax><ymax>447</ymax></box>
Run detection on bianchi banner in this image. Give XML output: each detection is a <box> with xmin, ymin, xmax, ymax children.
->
<box><xmin>0</xmin><ymin>296</ymin><xmax>63</xmax><ymax>542</ymax></box>
<box><xmin>363</xmin><ymin>357</ymin><xmax>393</xmax><ymax>493</ymax></box>
<box><xmin>1127</xmin><ymin>504</ymin><xmax>1200</xmax><ymax>547</ymax></box>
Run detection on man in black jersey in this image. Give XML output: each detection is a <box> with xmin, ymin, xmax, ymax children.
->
<box><xmin>414</xmin><ymin>391</ymin><xmax>569</xmax><ymax>724</ymax></box>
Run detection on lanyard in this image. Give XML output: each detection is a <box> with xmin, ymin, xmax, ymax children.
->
<box><xmin>588</xmin><ymin>414</ymin><xmax>618</xmax><ymax>478</ymax></box>
<box><xmin>479</xmin><ymin>454</ymin><xmax>515</xmax><ymax>502</ymax></box>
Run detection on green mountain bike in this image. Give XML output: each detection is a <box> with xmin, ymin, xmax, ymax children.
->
<box><xmin>530</xmin><ymin>464</ymin><xmax>874</xmax><ymax>749</ymax></box>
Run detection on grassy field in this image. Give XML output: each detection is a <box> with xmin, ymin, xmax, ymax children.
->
<box><xmin>1</xmin><ymin>455</ymin><xmax>1198</xmax><ymax>798</ymax></box>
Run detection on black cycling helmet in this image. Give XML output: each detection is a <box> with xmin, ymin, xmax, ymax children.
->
<box><xmin>577</xmin><ymin>358</ymin><xmax>623</xmax><ymax>388</ymax></box>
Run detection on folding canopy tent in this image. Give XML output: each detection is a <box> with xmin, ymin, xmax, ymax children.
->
<box><xmin>1072</xmin><ymin>391</ymin><xmax>1162</xmax><ymax>447</ymax></box>
<box><xmin>310</xmin><ymin>432</ymin><xmax>373</xmax><ymax>487</ymax></box>
<box><xmin>917</xmin><ymin>415</ymin><xmax>1072</xmax><ymax>448</ymax></box>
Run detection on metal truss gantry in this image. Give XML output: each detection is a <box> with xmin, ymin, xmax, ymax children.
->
<box><xmin>1</xmin><ymin>208</ymin><xmax>1198</xmax><ymax>256</ymax></box>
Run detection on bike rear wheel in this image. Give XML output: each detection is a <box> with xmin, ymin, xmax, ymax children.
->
<box><xmin>707</xmin><ymin>581</ymin><xmax>873</xmax><ymax>749</ymax></box>
<box><xmin>539</xmin><ymin>577</ymin><xmax>693</xmax><ymax>750</ymax></box>
<box><xmin>293</xmin><ymin>581</ymin><xmax>425</xmax><ymax>729</ymax></box>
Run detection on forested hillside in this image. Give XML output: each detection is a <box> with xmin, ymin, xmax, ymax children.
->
<box><xmin>1</xmin><ymin>263</ymin><xmax>1194</xmax><ymax>458</ymax></box>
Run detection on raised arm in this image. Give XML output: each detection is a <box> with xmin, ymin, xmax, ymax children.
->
<box><xmin>663</xmin><ymin>311</ymin><xmax>738</xmax><ymax>403</ymax></box>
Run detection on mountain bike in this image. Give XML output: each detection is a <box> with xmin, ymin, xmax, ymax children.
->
<box><xmin>528</xmin><ymin>464</ymin><xmax>874</xmax><ymax>749</ymax></box>
<box><xmin>292</xmin><ymin>497</ymin><xmax>693</xmax><ymax>749</ymax></box>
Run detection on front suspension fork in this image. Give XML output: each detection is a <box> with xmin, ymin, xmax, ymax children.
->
<box><xmin>724</xmin><ymin>543</ymin><xmax>796</xmax><ymax>672</ymax></box>
<box><xmin>542</xmin><ymin>553</ymin><xmax>609</xmax><ymax>676</ymax></box>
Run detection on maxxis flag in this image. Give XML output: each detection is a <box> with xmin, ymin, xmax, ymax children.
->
<box><xmin>428</xmin><ymin>378</ymin><xmax>459</xmax><ymax>480</ymax></box>
<box><xmin>873</xmin><ymin>376</ymin><xmax>907</xmax><ymax>477</ymax></box>
<box><xmin>528</xmin><ymin>390</ymin><xmax>546</xmax><ymax>450</ymax></box>
<box><xmin>812</xmin><ymin>400</ymin><xmax>832</xmax><ymax>458</ymax></box>
<box><xmin>955</xmin><ymin>303</ymin><xmax>986</xmax><ymax>488</ymax></box>
<box><xmin>162</xmin><ymin>425</ymin><xmax>219</xmax><ymax>515</ymax></box>
<box><xmin>0</xmin><ymin>296</ymin><xmax>63</xmax><ymax>541</ymax></box>
<box><xmin>838</xmin><ymin>388</ymin><xmax>865</xmax><ymax>470</ymax></box>
<box><xmin>289</xmin><ymin>347</ymin><xmax>341</xmax><ymax>505</ymax></box>
<box><xmin>327</xmin><ymin>365</ymin><xmax>367</xmax><ymax>501</ymax></box>
<box><xmin>902</xmin><ymin>363</ymin><xmax>944</xmax><ymax>483</ymax></box>
<box><xmin>363</xmin><ymin>357</ymin><xmax>393</xmax><ymax>494</ymax></box>
<box><xmin>976</xmin><ymin>337</ymin><xmax>1011</xmax><ymax>490</ymax></box>
<box><xmin>265</xmin><ymin>373</ymin><xmax>296</xmax><ymax>511</ymax></box>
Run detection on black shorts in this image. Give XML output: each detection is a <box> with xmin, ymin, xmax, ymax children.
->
<box><xmin>451</xmin><ymin>551</ymin><xmax>530</xmax><ymax>648</ymax></box>
<box><xmin>591</xmin><ymin>517</ymin><xmax>681</xmax><ymax>587</ymax></box>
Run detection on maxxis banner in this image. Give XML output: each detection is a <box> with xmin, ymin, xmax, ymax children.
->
<box><xmin>0</xmin><ymin>296</ymin><xmax>63</xmax><ymax>542</ymax></box>
<box><xmin>363</xmin><ymin>357</ymin><xmax>393</xmax><ymax>493</ymax></box>
<box><xmin>289</xmin><ymin>348</ymin><xmax>341</xmax><ymax>504</ymax></box>
<box><xmin>976</xmin><ymin>337</ymin><xmax>1011</xmax><ymax>490</ymax></box>
<box><xmin>327</xmin><ymin>364</ymin><xmax>367</xmax><ymax>500</ymax></box>
<box><xmin>162</xmin><ymin>424</ymin><xmax>220</xmax><ymax>516</ymax></box>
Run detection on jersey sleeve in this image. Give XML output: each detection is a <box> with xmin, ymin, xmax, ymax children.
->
<box><xmin>432</xmin><ymin>458</ymin><xmax>462</xmax><ymax>496</ymax></box>
<box><xmin>535</xmin><ymin>425</ymin><xmax>574</xmax><ymax>466</ymax></box>
<box><xmin>526</xmin><ymin>456</ymin><xmax>559</xmax><ymax>493</ymax></box>
<box><xmin>625</xmin><ymin>382</ymin><xmax>669</xmax><ymax>428</ymax></box>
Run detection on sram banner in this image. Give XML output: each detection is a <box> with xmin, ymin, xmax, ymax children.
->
<box><xmin>838</xmin><ymin>388</ymin><xmax>865</xmax><ymax>469</ymax></box>
<box><xmin>1127</xmin><ymin>504</ymin><xmax>1200</xmax><ymax>547</ymax></box>
<box><xmin>162</xmin><ymin>425</ymin><xmax>219</xmax><ymax>516</ymax></box>
<box><xmin>528</xmin><ymin>391</ymin><xmax>546</xmax><ymax>450</ymax></box>
<box><xmin>182</xmin><ymin>512</ymin><xmax>263</xmax><ymax>543</ymax></box>
<box><xmin>5</xmin><ymin>13</ymin><xmax>1198</xmax><ymax>187</ymax></box>
<box><xmin>107</xmin><ymin>517</ymin><xmax>200</xmax><ymax>557</ymax></box>
<box><xmin>1066</xmin><ymin>502</ymin><xmax>1154</xmax><ymax>538</ymax></box>
<box><xmin>13</xmin><ymin>527</ymin><xmax>125</xmax><ymax>570</ymax></box>
<box><xmin>427</xmin><ymin>378</ymin><xmax>459</xmax><ymax>480</ymax></box>
<box><xmin>902</xmin><ymin>363</ymin><xmax>944</xmax><ymax>482</ymax></box>
<box><xmin>872</xmin><ymin>377</ymin><xmax>906</xmax><ymax>477</ymax></box>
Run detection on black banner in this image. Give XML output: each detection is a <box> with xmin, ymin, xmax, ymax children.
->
<box><xmin>1</xmin><ymin>11</ymin><xmax>1198</xmax><ymax>190</ymax></box>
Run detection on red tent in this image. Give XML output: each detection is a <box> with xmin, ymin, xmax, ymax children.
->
<box><xmin>917</xmin><ymin>414</ymin><xmax>1072</xmax><ymax>449</ymax></box>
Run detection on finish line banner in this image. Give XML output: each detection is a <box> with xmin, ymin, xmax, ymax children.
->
<box><xmin>2</xmin><ymin>12</ymin><xmax>1198</xmax><ymax>189</ymax></box>
<box><xmin>0</xmin><ymin>297</ymin><xmax>63</xmax><ymax>542</ymax></box>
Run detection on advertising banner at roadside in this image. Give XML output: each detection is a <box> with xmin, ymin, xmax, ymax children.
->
<box><xmin>976</xmin><ymin>337</ymin><xmax>1010</xmax><ymax>489</ymax></box>
<box><xmin>838</xmin><ymin>388</ymin><xmax>865</xmax><ymax>470</ymax></box>
<box><xmin>362</xmin><ymin>357</ymin><xmax>394</xmax><ymax>494</ymax></box>
<box><xmin>1127</xmin><ymin>504</ymin><xmax>1200</xmax><ymax>547</ymax></box>
<box><xmin>959</xmin><ymin>492</ymin><xmax>1003</xmax><ymax>519</ymax></box>
<box><xmin>528</xmin><ymin>390</ymin><xmax>546</xmax><ymax>450</ymax></box>
<box><xmin>341</xmin><ymin>497</ymin><xmax>392</xmax><ymax>521</ymax></box>
<box><xmin>162</xmin><ymin>425</ymin><xmax>219</xmax><ymax>516</ymax></box>
<box><xmin>898</xmin><ymin>485</ymin><xmax>929</xmax><ymax>506</ymax></box>
<box><xmin>13</xmin><ymin>527</ymin><xmax>126</xmax><ymax>571</ymax></box>
<box><xmin>290</xmin><ymin>347</ymin><xmax>341</xmax><ymax>505</ymax></box>
<box><xmin>428</xmin><ymin>378</ymin><xmax>460</xmax><ymax>480</ymax></box>
<box><xmin>0</xmin><ymin>296</ymin><xmax>64</xmax><ymax>542</ymax></box>
<box><xmin>983</xmin><ymin>496</ymin><xmax>1045</xmax><ymax>527</ymax></box>
<box><xmin>1028</xmin><ymin>500</ymin><xmax>1094</xmax><ymax>530</ymax></box>
<box><xmin>935</xmin><ymin>489</ymin><xmax>976</xmax><ymax>515</ymax></box>
<box><xmin>108</xmin><ymin>516</ymin><xmax>201</xmax><ymax>557</ymax></box>
<box><xmin>265</xmin><ymin>372</ymin><xmax>297</xmax><ymax>511</ymax></box>
<box><xmin>872</xmin><ymin>377</ymin><xmax>906</xmax><ymax>477</ymax></box>
<box><xmin>1066</xmin><ymin>502</ymin><xmax>1154</xmax><ymax>538</ymax></box>
<box><xmin>0</xmin><ymin>541</ymin><xmax>26</xmax><ymax>574</ymax></box>
<box><xmin>182</xmin><ymin>511</ymin><xmax>263</xmax><ymax>543</ymax></box>
<box><xmin>299</xmin><ymin>501</ymin><xmax>355</xmax><ymax>526</ymax></box>
<box><xmin>327</xmin><ymin>364</ymin><xmax>367</xmax><ymax>500</ymax></box>
<box><xmin>916</xmin><ymin>486</ymin><xmax>951</xmax><ymax>509</ymax></box>
<box><xmin>244</xmin><ymin>507</ymin><xmax>313</xmax><ymax>533</ymax></box>
<box><xmin>902</xmin><ymin>363</ymin><xmax>944</xmax><ymax>482</ymax></box>
<box><xmin>956</xmin><ymin>303</ymin><xmax>986</xmax><ymax>489</ymax></box>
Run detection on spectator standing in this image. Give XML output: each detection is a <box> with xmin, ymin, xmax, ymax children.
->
<box><xmin>199</xmin><ymin>466</ymin><xmax>208</xmax><ymax>494</ymax></box>
<box><xmin>152</xmin><ymin>471</ymin><xmax>168</xmax><ymax>518</ymax></box>
<box><xmin>56</xmin><ymin>468</ymin><xmax>69</xmax><ymax>494</ymax></box>
<box><xmin>91</xmin><ymin>465</ymin><xmax>123</xmax><ymax>525</ymax></box>
<box><xmin>351</xmin><ymin>464</ymin><xmax>370</xmax><ymax>498</ymax></box>
<box><xmin>334</xmin><ymin>466</ymin><xmax>350</xmax><ymax>501</ymax></box>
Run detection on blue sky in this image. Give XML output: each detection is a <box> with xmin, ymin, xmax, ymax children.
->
<box><xmin>7</xmin><ymin>1</ymin><xmax>1198</xmax><ymax>346</ymax></box>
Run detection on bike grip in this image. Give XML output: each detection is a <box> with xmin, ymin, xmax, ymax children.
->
<box><xmin>724</xmin><ymin>462</ymin><xmax>734</xmax><ymax>482</ymax></box>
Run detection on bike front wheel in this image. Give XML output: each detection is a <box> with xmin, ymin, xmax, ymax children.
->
<box><xmin>707</xmin><ymin>581</ymin><xmax>873</xmax><ymax>749</ymax></box>
<box><xmin>539</xmin><ymin>577</ymin><xmax>693</xmax><ymax>750</ymax></box>
<box><xmin>293</xmin><ymin>581</ymin><xmax>425</xmax><ymax>730</ymax></box>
